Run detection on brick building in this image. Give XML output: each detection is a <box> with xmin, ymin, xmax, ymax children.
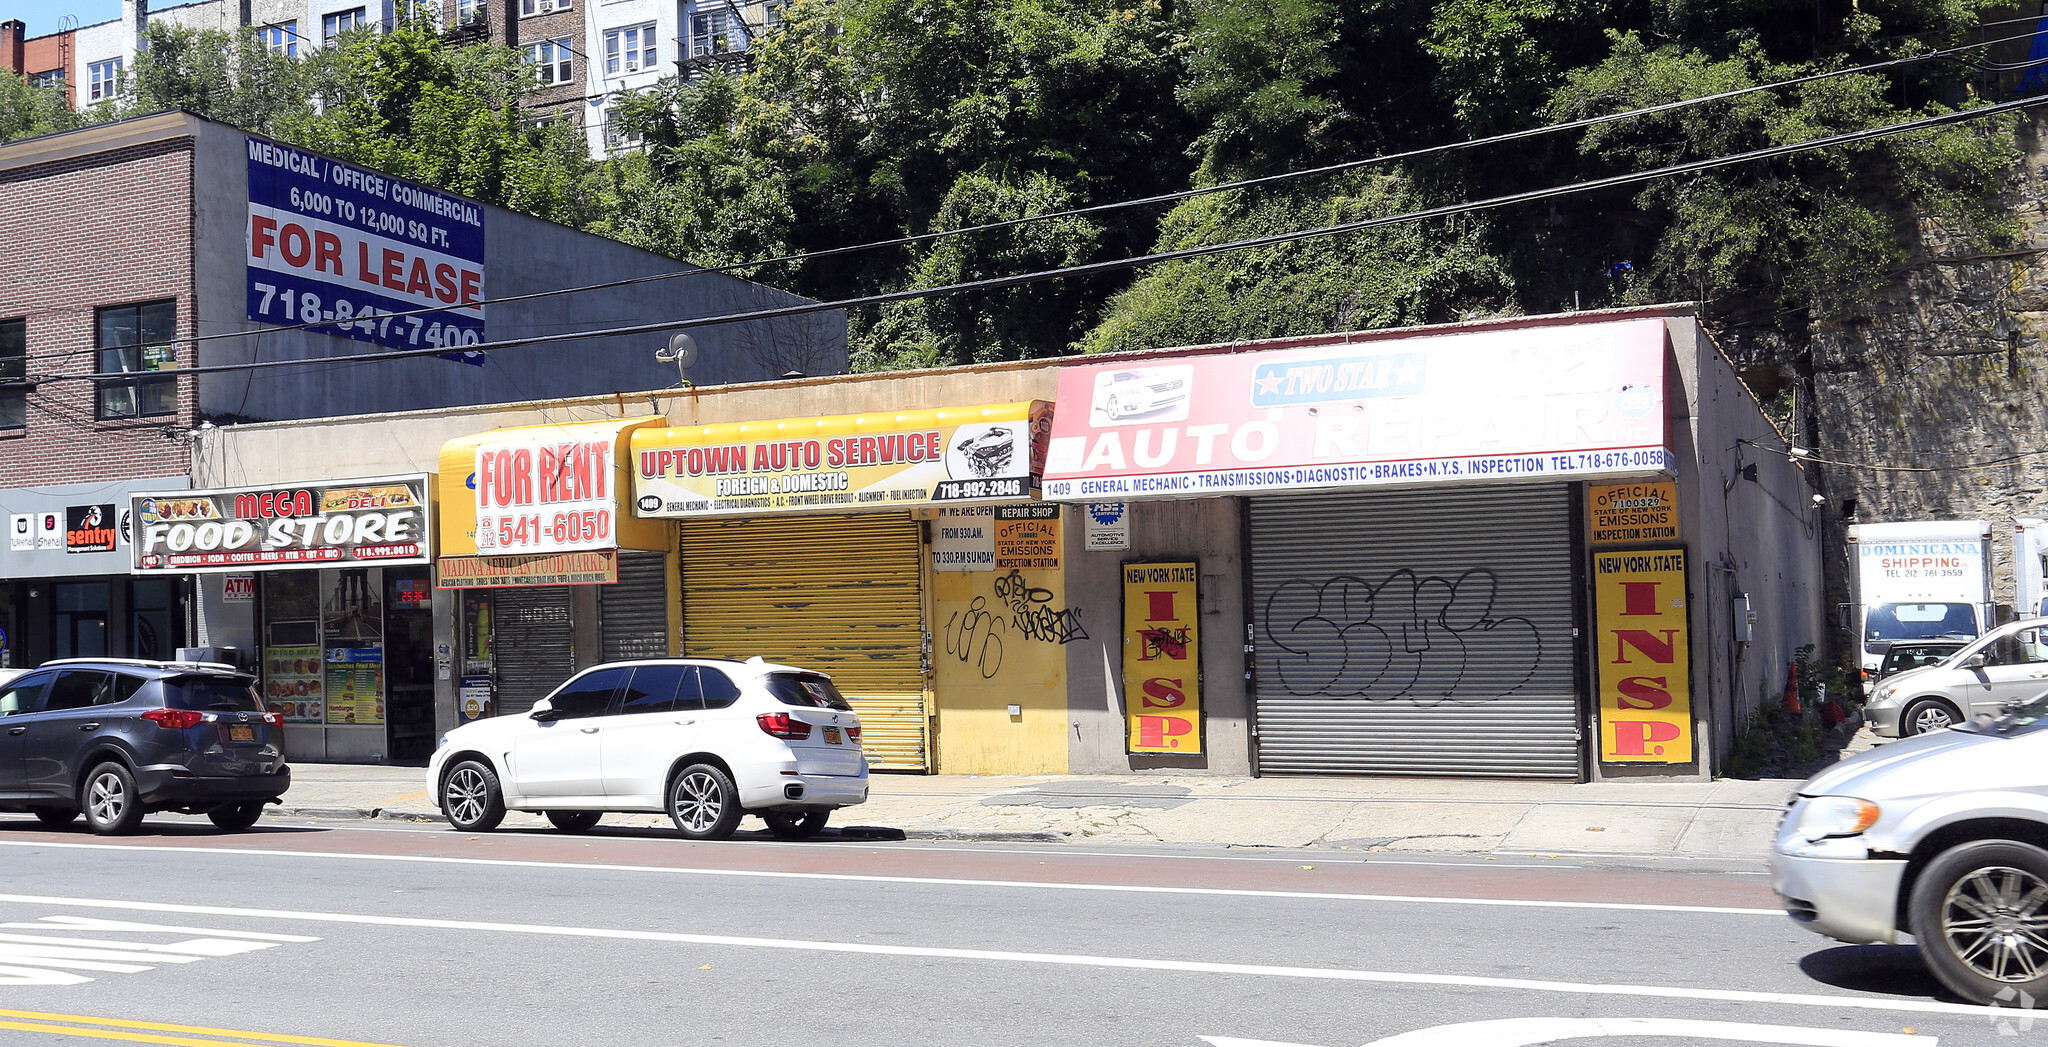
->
<box><xmin>2</xmin><ymin>18</ymin><xmax>78</xmax><ymax>107</ymax></box>
<box><xmin>0</xmin><ymin>110</ymin><xmax>844</xmax><ymax>670</ymax></box>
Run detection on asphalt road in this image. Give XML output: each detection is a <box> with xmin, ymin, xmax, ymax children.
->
<box><xmin>0</xmin><ymin>813</ymin><xmax>2025</xmax><ymax>1047</ymax></box>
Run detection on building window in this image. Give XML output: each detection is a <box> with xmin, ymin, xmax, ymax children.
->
<box><xmin>457</xmin><ymin>0</ymin><xmax>486</xmax><ymax>24</ymax></box>
<box><xmin>689</xmin><ymin>10</ymin><xmax>740</xmax><ymax>56</ymax></box>
<box><xmin>88</xmin><ymin>59</ymin><xmax>122</xmax><ymax>102</ymax></box>
<box><xmin>519</xmin><ymin>0</ymin><xmax>570</xmax><ymax>15</ymax></box>
<box><xmin>28</xmin><ymin>69</ymin><xmax>64</xmax><ymax>90</ymax></box>
<box><xmin>523</xmin><ymin>105</ymin><xmax>574</xmax><ymax>131</ymax></box>
<box><xmin>0</xmin><ymin>318</ymin><xmax>25</xmax><ymax>431</ymax></box>
<box><xmin>258</xmin><ymin>22</ymin><xmax>299</xmax><ymax>56</ymax></box>
<box><xmin>323</xmin><ymin>8</ymin><xmax>366</xmax><ymax>43</ymax></box>
<box><xmin>95</xmin><ymin>300</ymin><xmax>179</xmax><ymax>421</ymax></box>
<box><xmin>763</xmin><ymin>0</ymin><xmax>786</xmax><ymax>29</ymax></box>
<box><xmin>603</xmin><ymin>23</ymin><xmax>657</xmax><ymax>75</ymax></box>
<box><xmin>523</xmin><ymin>38</ymin><xmax>573</xmax><ymax>84</ymax></box>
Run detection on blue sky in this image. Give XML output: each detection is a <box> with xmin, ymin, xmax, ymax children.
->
<box><xmin>11</xmin><ymin>0</ymin><xmax>123</xmax><ymax>33</ymax></box>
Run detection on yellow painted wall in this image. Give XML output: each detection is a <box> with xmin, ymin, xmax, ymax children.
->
<box><xmin>932</xmin><ymin>565</ymin><xmax>1073</xmax><ymax>774</ymax></box>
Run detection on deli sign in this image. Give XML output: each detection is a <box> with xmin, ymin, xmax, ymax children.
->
<box><xmin>131</xmin><ymin>475</ymin><xmax>432</xmax><ymax>573</ymax></box>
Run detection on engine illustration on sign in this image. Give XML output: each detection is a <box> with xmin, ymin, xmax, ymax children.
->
<box><xmin>1259</xmin><ymin>567</ymin><xmax>1543</xmax><ymax>703</ymax></box>
<box><xmin>1089</xmin><ymin>365</ymin><xmax>1191</xmax><ymax>425</ymax></box>
<box><xmin>947</xmin><ymin>423</ymin><xmax>1017</xmax><ymax>479</ymax></box>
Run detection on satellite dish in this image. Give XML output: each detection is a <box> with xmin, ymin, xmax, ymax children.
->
<box><xmin>659</xmin><ymin>331</ymin><xmax>698</xmax><ymax>369</ymax></box>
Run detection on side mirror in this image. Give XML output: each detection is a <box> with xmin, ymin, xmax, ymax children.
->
<box><xmin>1964</xmin><ymin>653</ymin><xmax>1988</xmax><ymax>669</ymax></box>
<box><xmin>529</xmin><ymin>699</ymin><xmax>561</xmax><ymax>722</ymax></box>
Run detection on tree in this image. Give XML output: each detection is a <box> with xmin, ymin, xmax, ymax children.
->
<box><xmin>0</xmin><ymin>72</ymin><xmax>82</xmax><ymax>145</ymax></box>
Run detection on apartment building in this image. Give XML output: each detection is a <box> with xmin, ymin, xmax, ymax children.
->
<box><xmin>2</xmin><ymin>19</ymin><xmax>78</xmax><ymax>107</ymax></box>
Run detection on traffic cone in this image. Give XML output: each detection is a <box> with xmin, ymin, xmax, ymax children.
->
<box><xmin>1782</xmin><ymin>661</ymin><xmax>1802</xmax><ymax>713</ymax></box>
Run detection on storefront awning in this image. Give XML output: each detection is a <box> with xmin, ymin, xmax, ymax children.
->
<box><xmin>631</xmin><ymin>401</ymin><xmax>1051</xmax><ymax>518</ymax></box>
<box><xmin>437</xmin><ymin>416</ymin><xmax>667</xmax><ymax>560</ymax></box>
<box><xmin>1039</xmin><ymin>318</ymin><xmax>1672</xmax><ymax>501</ymax></box>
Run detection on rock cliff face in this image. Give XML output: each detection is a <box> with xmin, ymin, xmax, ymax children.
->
<box><xmin>1734</xmin><ymin>120</ymin><xmax>2048</xmax><ymax>648</ymax></box>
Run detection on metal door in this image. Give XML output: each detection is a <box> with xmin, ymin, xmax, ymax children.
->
<box><xmin>490</xmin><ymin>586</ymin><xmax>575</xmax><ymax>718</ymax></box>
<box><xmin>601</xmin><ymin>552</ymin><xmax>670</xmax><ymax>662</ymax></box>
<box><xmin>1248</xmin><ymin>484</ymin><xmax>1580</xmax><ymax>778</ymax></box>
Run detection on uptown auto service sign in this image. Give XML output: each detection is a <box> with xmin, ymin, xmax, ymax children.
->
<box><xmin>245</xmin><ymin>137</ymin><xmax>486</xmax><ymax>358</ymax></box>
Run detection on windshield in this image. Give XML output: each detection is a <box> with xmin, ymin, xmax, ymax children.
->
<box><xmin>764</xmin><ymin>673</ymin><xmax>852</xmax><ymax>710</ymax></box>
<box><xmin>1865</xmin><ymin>602</ymin><xmax>1978</xmax><ymax>643</ymax></box>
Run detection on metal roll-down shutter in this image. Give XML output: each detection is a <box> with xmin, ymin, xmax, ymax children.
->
<box><xmin>601</xmin><ymin>551</ymin><xmax>671</xmax><ymax>662</ymax></box>
<box><xmin>679</xmin><ymin>514</ymin><xmax>930</xmax><ymax>770</ymax></box>
<box><xmin>1248</xmin><ymin>484</ymin><xmax>1579</xmax><ymax>779</ymax></box>
<box><xmin>490</xmin><ymin>585</ymin><xmax>575</xmax><ymax>718</ymax></box>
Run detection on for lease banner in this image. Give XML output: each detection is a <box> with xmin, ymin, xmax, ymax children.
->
<box><xmin>245</xmin><ymin>136</ymin><xmax>486</xmax><ymax>360</ymax></box>
<box><xmin>130</xmin><ymin>476</ymin><xmax>431</xmax><ymax>573</ymax></box>
<box><xmin>1122</xmin><ymin>561</ymin><xmax>1203</xmax><ymax>755</ymax></box>
<box><xmin>631</xmin><ymin>402</ymin><xmax>1051</xmax><ymax>517</ymax></box>
<box><xmin>1594</xmin><ymin>548</ymin><xmax>1694</xmax><ymax>764</ymax></box>
<box><xmin>1041</xmin><ymin>318</ymin><xmax>1671</xmax><ymax>501</ymax></box>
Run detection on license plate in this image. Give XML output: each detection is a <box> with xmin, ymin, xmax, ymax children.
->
<box><xmin>823</xmin><ymin>727</ymin><xmax>842</xmax><ymax>744</ymax></box>
<box><xmin>228</xmin><ymin>726</ymin><xmax>256</xmax><ymax>742</ymax></box>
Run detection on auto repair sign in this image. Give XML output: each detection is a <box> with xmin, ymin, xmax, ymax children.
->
<box><xmin>131</xmin><ymin>476</ymin><xmax>432</xmax><ymax>573</ymax></box>
<box><xmin>632</xmin><ymin>401</ymin><xmax>1051</xmax><ymax>517</ymax></box>
<box><xmin>245</xmin><ymin>136</ymin><xmax>486</xmax><ymax>356</ymax></box>
<box><xmin>1040</xmin><ymin>318</ymin><xmax>1672</xmax><ymax>501</ymax></box>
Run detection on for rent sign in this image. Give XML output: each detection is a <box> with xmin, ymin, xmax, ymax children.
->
<box><xmin>131</xmin><ymin>476</ymin><xmax>431</xmax><ymax>573</ymax></box>
<box><xmin>1594</xmin><ymin>548</ymin><xmax>1694</xmax><ymax>764</ymax></box>
<box><xmin>245</xmin><ymin>136</ymin><xmax>486</xmax><ymax>357</ymax></box>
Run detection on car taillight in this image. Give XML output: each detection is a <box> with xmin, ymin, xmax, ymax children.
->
<box><xmin>262</xmin><ymin>711</ymin><xmax>284</xmax><ymax>726</ymax></box>
<box><xmin>847</xmin><ymin>724</ymin><xmax>862</xmax><ymax>742</ymax></box>
<box><xmin>141</xmin><ymin>708</ymin><xmax>206</xmax><ymax>730</ymax></box>
<box><xmin>756</xmin><ymin>712</ymin><xmax>812</xmax><ymax>739</ymax></box>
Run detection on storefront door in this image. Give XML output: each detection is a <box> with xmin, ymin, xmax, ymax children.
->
<box><xmin>53</xmin><ymin>583</ymin><xmax>109</xmax><ymax>660</ymax></box>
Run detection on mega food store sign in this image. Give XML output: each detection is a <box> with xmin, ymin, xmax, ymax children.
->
<box><xmin>1039</xmin><ymin>318</ymin><xmax>1672</xmax><ymax>501</ymax></box>
<box><xmin>131</xmin><ymin>476</ymin><xmax>431</xmax><ymax>573</ymax></box>
<box><xmin>631</xmin><ymin>402</ymin><xmax>1051</xmax><ymax>518</ymax></box>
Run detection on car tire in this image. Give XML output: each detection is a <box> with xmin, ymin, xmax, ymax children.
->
<box><xmin>80</xmin><ymin>762</ymin><xmax>144</xmax><ymax>836</ymax></box>
<box><xmin>30</xmin><ymin>807</ymin><xmax>77</xmax><ymax>828</ymax></box>
<box><xmin>1105</xmin><ymin>394</ymin><xmax>1123</xmax><ymax>419</ymax></box>
<box><xmin>443</xmin><ymin>760</ymin><xmax>506</xmax><ymax>832</ymax></box>
<box><xmin>668</xmin><ymin>763</ymin><xmax>742</xmax><ymax>841</ymax></box>
<box><xmin>545</xmin><ymin>810</ymin><xmax>601</xmax><ymax>834</ymax></box>
<box><xmin>207</xmin><ymin>803</ymin><xmax>265</xmax><ymax>832</ymax></box>
<box><xmin>762</xmin><ymin>809</ymin><xmax>829</xmax><ymax>840</ymax></box>
<box><xmin>1902</xmin><ymin>698</ymin><xmax>1960</xmax><ymax>736</ymax></box>
<box><xmin>1909</xmin><ymin>839</ymin><xmax>2048</xmax><ymax>1003</ymax></box>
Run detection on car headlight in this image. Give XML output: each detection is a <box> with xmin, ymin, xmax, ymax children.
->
<box><xmin>1794</xmin><ymin>795</ymin><xmax>1881</xmax><ymax>842</ymax></box>
<box><xmin>1877</xmin><ymin>683</ymin><xmax>1900</xmax><ymax>702</ymax></box>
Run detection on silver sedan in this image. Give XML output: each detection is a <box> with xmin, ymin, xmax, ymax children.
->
<box><xmin>1772</xmin><ymin>695</ymin><xmax>2048</xmax><ymax>1003</ymax></box>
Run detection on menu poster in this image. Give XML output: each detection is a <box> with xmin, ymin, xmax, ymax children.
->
<box><xmin>324</xmin><ymin>647</ymin><xmax>385</xmax><ymax>726</ymax></box>
<box><xmin>263</xmin><ymin>645</ymin><xmax>324</xmax><ymax>723</ymax></box>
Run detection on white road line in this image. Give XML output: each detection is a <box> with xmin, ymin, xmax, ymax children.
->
<box><xmin>1204</xmin><ymin>1016</ymin><xmax>1935</xmax><ymax>1047</ymax></box>
<box><xmin>0</xmin><ymin>892</ymin><xmax>2007</xmax><ymax>1020</ymax></box>
<box><xmin>0</xmin><ymin>839</ymin><xmax>1780</xmax><ymax>916</ymax></box>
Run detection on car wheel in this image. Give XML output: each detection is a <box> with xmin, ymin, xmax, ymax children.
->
<box><xmin>1909</xmin><ymin>840</ymin><xmax>2048</xmax><ymax>1003</ymax></box>
<box><xmin>1902</xmin><ymin>698</ymin><xmax>1959</xmax><ymax>736</ymax></box>
<box><xmin>207</xmin><ymin>803</ymin><xmax>265</xmax><ymax>832</ymax></box>
<box><xmin>443</xmin><ymin>760</ymin><xmax>506</xmax><ymax>832</ymax></box>
<box><xmin>545</xmin><ymin>810</ymin><xmax>601</xmax><ymax>834</ymax></box>
<box><xmin>1105</xmin><ymin>394</ymin><xmax>1123</xmax><ymax>419</ymax></box>
<box><xmin>81</xmin><ymin>762</ymin><xmax>144</xmax><ymax>836</ymax></box>
<box><xmin>762</xmin><ymin>809</ymin><xmax>830</xmax><ymax>840</ymax></box>
<box><xmin>668</xmin><ymin>764</ymin><xmax>741</xmax><ymax>841</ymax></box>
<box><xmin>30</xmin><ymin>807</ymin><xmax>77</xmax><ymax>828</ymax></box>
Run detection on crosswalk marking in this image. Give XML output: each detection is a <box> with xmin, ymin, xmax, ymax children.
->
<box><xmin>0</xmin><ymin>916</ymin><xmax>320</xmax><ymax>986</ymax></box>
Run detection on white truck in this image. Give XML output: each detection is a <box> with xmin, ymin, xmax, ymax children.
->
<box><xmin>2016</xmin><ymin>519</ymin><xmax>2048</xmax><ymax>619</ymax></box>
<box><xmin>1848</xmin><ymin>520</ymin><xmax>1992</xmax><ymax>689</ymax></box>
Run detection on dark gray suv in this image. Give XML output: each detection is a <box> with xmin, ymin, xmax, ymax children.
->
<box><xmin>0</xmin><ymin>658</ymin><xmax>290</xmax><ymax>834</ymax></box>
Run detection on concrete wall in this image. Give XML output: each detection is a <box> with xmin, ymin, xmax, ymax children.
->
<box><xmin>179</xmin><ymin>116</ymin><xmax>845</xmax><ymax>423</ymax></box>
<box><xmin>1657</xmin><ymin>316</ymin><xmax>1827</xmax><ymax>778</ymax></box>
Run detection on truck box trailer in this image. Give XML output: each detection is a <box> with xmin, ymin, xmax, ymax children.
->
<box><xmin>1847</xmin><ymin>520</ymin><xmax>1992</xmax><ymax>690</ymax></box>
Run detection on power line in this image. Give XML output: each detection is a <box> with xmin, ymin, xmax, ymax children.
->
<box><xmin>34</xmin><ymin>91</ymin><xmax>2041</xmax><ymax>386</ymax></box>
<box><xmin>18</xmin><ymin>19</ymin><xmax>2048</xmax><ymax>365</ymax></box>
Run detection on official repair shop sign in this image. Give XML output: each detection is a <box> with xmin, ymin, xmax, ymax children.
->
<box><xmin>130</xmin><ymin>475</ymin><xmax>432</xmax><ymax>573</ymax></box>
<box><xmin>631</xmin><ymin>401</ymin><xmax>1053</xmax><ymax>518</ymax></box>
<box><xmin>1122</xmin><ymin>561</ymin><xmax>1203</xmax><ymax>755</ymax></box>
<box><xmin>1593</xmin><ymin>548</ymin><xmax>1694</xmax><ymax>764</ymax></box>
<box><xmin>245</xmin><ymin>136</ymin><xmax>486</xmax><ymax>356</ymax></box>
<box><xmin>1040</xmin><ymin>318</ymin><xmax>1672</xmax><ymax>501</ymax></box>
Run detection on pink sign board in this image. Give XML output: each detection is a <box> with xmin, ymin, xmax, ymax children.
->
<box><xmin>1041</xmin><ymin>318</ymin><xmax>1672</xmax><ymax>500</ymax></box>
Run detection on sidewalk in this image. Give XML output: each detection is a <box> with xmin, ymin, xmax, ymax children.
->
<box><xmin>277</xmin><ymin>763</ymin><xmax>1798</xmax><ymax>858</ymax></box>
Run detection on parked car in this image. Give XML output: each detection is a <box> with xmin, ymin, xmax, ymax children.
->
<box><xmin>427</xmin><ymin>657</ymin><xmax>869</xmax><ymax>841</ymax></box>
<box><xmin>1871</xmin><ymin>637</ymin><xmax>1971</xmax><ymax>689</ymax></box>
<box><xmin>0</xmin><ymin>658</ymin><xmax>288</xmax><ymax>834</ymax></box>
<box><xmin>1864</xmin><ymin>616</ymin><xmax>2048</xmax><ymax>737</ymax></box>
<box><xmin>1773</xmin><ymin>691</ymin><xmax>2048</xmax><ymax>1003</ymax></box>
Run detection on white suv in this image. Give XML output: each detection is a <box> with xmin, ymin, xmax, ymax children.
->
<box><xmin>427</xmin><ymin>657</ymin><xmax>868</xmax><ymax>840</ymax></box>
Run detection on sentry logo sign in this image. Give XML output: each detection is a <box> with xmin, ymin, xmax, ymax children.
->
<box><xmin>244</xmin><ymin>137</ymin><xmax>487</xmax><ymax>361</ymax></box>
